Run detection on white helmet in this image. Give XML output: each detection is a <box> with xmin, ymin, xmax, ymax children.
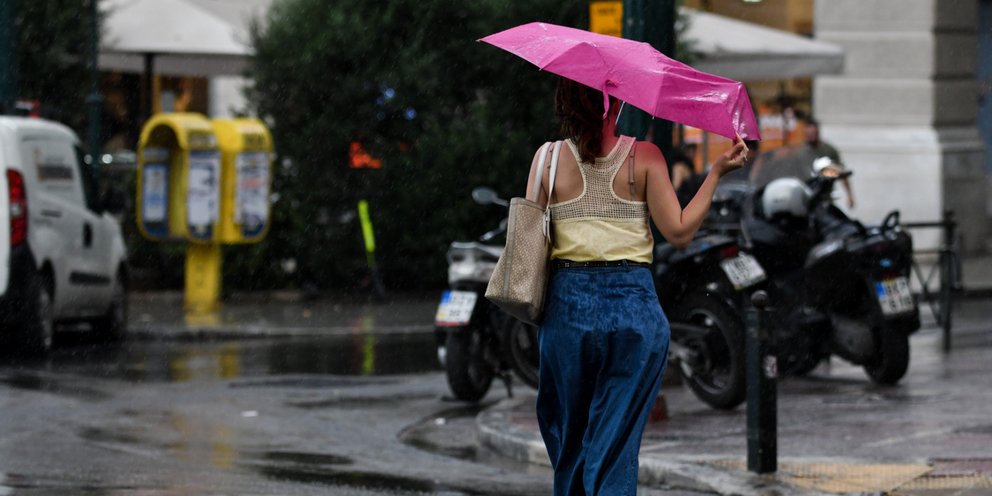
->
<box><xmin>762</xmin><ymin>177</ymin><xmax>812</xmax><ymax>219</ymax></box>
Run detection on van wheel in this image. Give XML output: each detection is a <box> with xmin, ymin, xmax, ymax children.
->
<box><xmin>19</xmin><ymin>270</ymin><xmax>55</xmax><ymax>355</ymax></box>
<box><xmin>91</xmin><ymin>273</ymin><xmax>127</xmax><ymax>342</ymax></box>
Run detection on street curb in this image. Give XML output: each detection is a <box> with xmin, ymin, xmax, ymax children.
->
<box><xmin>475</xmin><ymin>396</ymin><xmax>830</xmax><ymax>496</ymax></box>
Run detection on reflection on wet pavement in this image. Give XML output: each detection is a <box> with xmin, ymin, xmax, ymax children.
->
<box><xmin>0</xmin><ymin>373</ymin><xmax>110</xmax><ymax>401</ymax></box>
<box><xmin>243</xmin><ymin>450</ymin><xmax>481</xmax><ymax>496</ymax></box>
<box><xmin>130</xmin><ymin>293</ymin><xmax>437</xmax><ymax>338</ymax></box>
<box><xmin>1</xmin><ymin>332</ymin><xmax>440</xmax><ymax>384</ymax></box>
<box><xmin>76</xmin><ymin>408</ymin><xmax>242</xmax><ymax>473</ymax></box>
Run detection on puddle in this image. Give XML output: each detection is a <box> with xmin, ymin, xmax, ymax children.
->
<box><xmin>287</xmin><ymin>391</ymin><xmax>436</xmax><ymax>409</ymax></box>
<box><xmin>244</xmin><ymin>450</ymin><xmax>467</xmax><ymax>494</ymax></box>
<box><xmin>1</xmin><ymin>333</ymin><xmax>441</xmax><ymax>385</ymax></box>
<box><xmin>0</xmin><ymin>472</ymin><xmax>149</xmax><ymax>494</ymax></box>
<box><xmin>230</xmin><ymin>376</ymin><xmax>399</xmax><ymax>389</ymax></box>
<box><xmin>258</xmin><ymin>451</ymin><xmax>353</xmax><ymax>466</ymax></box>
<box><xmin>0</xmin><ymin>373</ymin><xmax>110</xmax><ymax>401</ymax></box>
<box><xmin>253</xmin><ymin>465</ymin><xmax>442</xmax><ymax>493</ymax></box>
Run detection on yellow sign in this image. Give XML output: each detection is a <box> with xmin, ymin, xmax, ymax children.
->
<box><xmin>590</xmin><ymin>0</ymin><xmax>623</xmax><ymax>37</ymax></box>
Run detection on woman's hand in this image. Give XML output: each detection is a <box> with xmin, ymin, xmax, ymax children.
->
<box><xmin>712</xmin><ymin>137</ymin><xmax>748</xmax><ymax>177</ymax></box>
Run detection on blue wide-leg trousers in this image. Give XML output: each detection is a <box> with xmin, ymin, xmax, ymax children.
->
<box><xmin>536</xmin><ymin>265</ymin><xmax>670</xmax><ymax>496</ymax></box>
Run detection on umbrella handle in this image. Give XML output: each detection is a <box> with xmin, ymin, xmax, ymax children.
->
<box><xmin>615</xmin><ymin>101</ymin><xmax>626</xmax><ymax>126</ymax></box>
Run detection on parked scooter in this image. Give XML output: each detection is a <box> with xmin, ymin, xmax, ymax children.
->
<box><xmin>712</xmin><ymin>159</ymin><xmax>920</xmax><ymax>388</ymax></box>
<box><xmin>433</xmin><ymin>188</ymin><xmax>540</xmax><ymax>402</ymax></box>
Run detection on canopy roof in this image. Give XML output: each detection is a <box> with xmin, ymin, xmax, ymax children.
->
<box><xmin>99</xmin><ymin>0</ymin><xmax>271</xmax><ymax>77</ymax></box>
<box><xmin>98</xmin><ymin>2</ymin><xmax>843</xmax><ymax>81</ymax></box>
<box><xmin>684</xmin><ymin>8</ymin><xmax>844</xmax><ymax>81</ymax></box>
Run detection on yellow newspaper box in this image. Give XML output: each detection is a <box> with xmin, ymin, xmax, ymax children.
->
<box><xmin>137</xmin><ymin>113</ymin><xmax>221</xmax><ymax>243</ymax></box>
<box><xmin>211</xmin><ymin>118</ymin><xmax>273</xmax><ymax>244</ymax></box>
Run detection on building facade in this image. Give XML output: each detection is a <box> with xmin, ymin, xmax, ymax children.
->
<box><xmin>814</xmin><ymin>0</ymin><xmax>987</xmax><ymax>252</ymax></box>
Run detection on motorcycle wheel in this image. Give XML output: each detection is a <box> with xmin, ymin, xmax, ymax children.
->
<box><xmin>863</xmin><ymin>332</ymin><xmax>910</xmax><ymax>385</ymax></box>
<box><xmin>673</xmin><ymin>292</ymin><xmax>746</xmax><ymax>410</ymax></box>
<box><xmin>501</xmin><ymin>318</ymin><xmax>540</xmax><ymax>390</ymax></box>
<box><xmin>444</xmin><ymin>326</ymin><xmax>495</xmax><ymax>402</ymax></box>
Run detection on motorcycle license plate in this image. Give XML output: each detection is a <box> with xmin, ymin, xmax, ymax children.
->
<box><xmin>876</xmin><ymin>277</ymin><xmax>915</xmax><ymax>316</ymax></box>
<box><xmin>719</xmin><ymin>253</ymin><xmax>767</xmax><ymax>290</ymax></box>
<box><xmin>434</xmin><ymin>290</ymin><xmax>478</xmax><ymax>327</ymax></box>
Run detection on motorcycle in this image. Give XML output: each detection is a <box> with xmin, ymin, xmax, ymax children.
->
<box><xmin>712</xmin><ymin>159</ymin><xmax>920</xmax><ymax>387</ymax></box>
<box><xmin>433</xmin><ymin>187</ymin><xmax>540</xmax><ymax>402</ymax></box>
<box><xmin>654</xmin><ymin>230</ymin><xmax>767</xmax><ymax>410</ymax></box>
<box><xmin>656</xmin><ymin>157</ymin><xmax>920</xmax><ymax>411</ymax></box>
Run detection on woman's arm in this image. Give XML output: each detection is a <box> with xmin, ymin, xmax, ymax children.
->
<box><xmin>645</xmin><ymin>138</ymin><xmax>748</xmax><ymax>248</ymax></box>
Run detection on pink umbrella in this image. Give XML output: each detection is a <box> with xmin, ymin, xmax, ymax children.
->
<box><xmin>480</xmin><ymin>22</ymin><xmax>761</xmax><ymax>141</ymax></box>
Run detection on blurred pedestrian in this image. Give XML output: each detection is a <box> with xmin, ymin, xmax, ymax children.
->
<box><xmin>530</xmin><ymin>77</ymin><xmax>747</xmax><ymax>496</ymax></box>
<box><xmin>804</xmin><ymin>117</ymin><xmax>855</xmax><ymax>208</ymax></box>
<box><xmin>669</xmin><ymin>144</ymin><xmax>696</xmax><ymax>207</ymax></box>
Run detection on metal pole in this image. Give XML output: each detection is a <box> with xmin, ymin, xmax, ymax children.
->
<box><xmin>87</xmin><ymin>0</ymin><xmax>103</xmax><ymax>183</ymax></box>
<box><xmin>621</xmin><ymin>0</ymin><xmax>676</xmax><ymax>159</ymax></box>
<box><xmin>0</xmin><ymin>0</ymin><xmax>16</xmax><ymax>111</ymax></box>
<box><xmin>143</xmin><ymin>52</ymin><xmax>154</xmax><ymax>121</ymax></box>
<box><xmin>746</xmin><ymin>290</ymin><xmax>776</xmax><ymax>473</ymax></box>
<box><xmin>940</xmin><ymin>209</ymin><xmax>955</xmax><ymax>353</ymax></box>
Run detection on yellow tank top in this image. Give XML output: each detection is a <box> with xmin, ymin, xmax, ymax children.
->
<box><xmin>549</xmin><ymin>136</ymin><xmax>653</xmax><ymax>264</ymax></box>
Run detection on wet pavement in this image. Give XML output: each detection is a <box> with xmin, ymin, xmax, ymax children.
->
<box><xmin>3</xmin><ymin>287</ymin><xmax>991</xmax><ymax>495</ymax></box>
<box><xmin>0</xmin><ymin>334</ymin><xmax>550</xmax><ymax>496</ymax></box>
<box><xmin>479</xmin><ymin>298</ymin><xmax>992</xmax><ymax>495</ymax></box>
<box><xmin>127</xmin><ymin>291</ymin><xmax>438</xmax><ymax>339</ymax></box>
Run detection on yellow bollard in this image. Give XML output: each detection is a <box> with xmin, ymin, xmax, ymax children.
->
<box><xmin>185</xmin><ymin>243</ymin><xmax>222</xmax><ymax>315</ymax></box>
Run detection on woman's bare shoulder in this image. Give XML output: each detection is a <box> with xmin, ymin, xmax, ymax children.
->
<box><xmin>634</xmin><ymin>140</ymin><xmax>667</xmax><ymax>168</ymax></box>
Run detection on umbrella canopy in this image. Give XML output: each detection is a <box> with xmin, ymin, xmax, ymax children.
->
<box><xmin>684</xmin><ymin>9</ymin><xmax>844</xmax><ymax>81</ymax></box>
<box><xmin>480</xmin><ymin>22</ymin><xmax>760</xmax><ymax>141</ymax></box>
<box><xmin>99</xmin><ymin>0</ymin><xmax>271</xmax><ymax>77</ymax></box>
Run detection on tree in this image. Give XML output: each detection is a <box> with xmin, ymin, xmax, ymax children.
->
<box><xmin>11</xmin><ymin>0</ymin><xmax>94</xmax><ymax>133</ymax></box>
<box><xmin>244</xmin><ymin>0</ymin><xmax>585</xmax><ymax>291</ymax></box>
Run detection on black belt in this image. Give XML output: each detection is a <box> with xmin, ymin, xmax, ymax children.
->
<box><xmin>551</xmin><ymin>259</ymin><xmax>651</xmax><ymax>269</ymax></box>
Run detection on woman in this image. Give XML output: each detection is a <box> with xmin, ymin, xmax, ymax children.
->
<box><xmin>527</xmin><ymin>78</ymin><xmax>747</xmax><ymax>495</ymax></box>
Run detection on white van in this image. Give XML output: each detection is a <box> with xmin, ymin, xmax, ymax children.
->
<box><xmin>0</xmin><ymin>116</ymin><xmax>128</xmax><ymax>353</ymax></box>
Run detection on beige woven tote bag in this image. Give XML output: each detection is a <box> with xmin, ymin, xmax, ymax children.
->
<box><xmin>485</xmin><ymin>140</ymin><xmax>562</xmax><ymax>325</ymax></box>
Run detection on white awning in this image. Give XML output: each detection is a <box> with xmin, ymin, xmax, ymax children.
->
<box><xmin>99</xmin><ymin>0</ymin><xmax>271</xmax><ymax>77</ymax></box>
<box><xmin>684</xmin><ymin>8</ymin><xmax>845</xmax><ymax>81</ymax></box>
<box><xmin>99</xmin><ymin>2</ymin><xmax>842</xmax><ymax>81</ymax></box>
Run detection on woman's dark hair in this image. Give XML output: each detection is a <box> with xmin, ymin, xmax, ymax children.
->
<box><xmin>555</xmin><ymin>77</ymin><xmax>614</xmax><ymax>163</ymax></box>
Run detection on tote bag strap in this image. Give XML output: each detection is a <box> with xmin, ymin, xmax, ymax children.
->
<box><xmin>547</xmin><ymin>140</ymin><xmax>562</xmax><ymax>203</ymax></box>
<box><xmin>528</xmin><ymin>142</ymin><xmax>552</xmax><ymax>202</ymax></box>
<box><xmin>543</xmin><ymin>141</ymin><xmax>563</xmax><ymax>242</ymax></box>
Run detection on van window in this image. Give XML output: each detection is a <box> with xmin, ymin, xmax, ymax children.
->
<box><xmin>19</xmin><ymin>136</ymin><xmax>84</xmax><ymax>207</ymax></box>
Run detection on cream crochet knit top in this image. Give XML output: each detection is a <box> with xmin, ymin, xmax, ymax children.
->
<box><xmin>549</xmin><ymin>136</ymin><xmax>653</xmax><ymax>264</ymax></box>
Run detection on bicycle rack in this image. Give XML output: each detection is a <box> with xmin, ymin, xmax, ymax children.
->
<box><xmin>904</xmin><ymin>209</ymin><xmax>960</xmax><ymax>353</ymax></box>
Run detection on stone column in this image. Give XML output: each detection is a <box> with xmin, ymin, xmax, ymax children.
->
<box><xmin>814</xmin><ymin>0</ymin><xmax>987</xmax><ymax>252</ymax></box>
